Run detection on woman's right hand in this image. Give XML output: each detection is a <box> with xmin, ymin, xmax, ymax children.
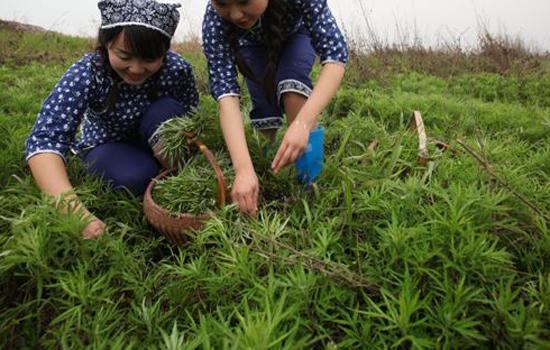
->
<box><xmin>231</xmin><ymin>168</ymin><xmax>259</xmax><ymax>215</ymax></box>
<box><xmin>82</xmin><ymin>214</ymin><xmax>106</xmax><ymax>239</ymax></box>
<box><xmin>28</xmin><ymin>154</ymin><xmax>106</xmax><ymax>239</ymax></box>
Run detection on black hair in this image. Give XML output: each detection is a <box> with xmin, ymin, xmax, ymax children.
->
<box><xmin>225</xmin><ymin>0</ymin><xmax>285</xmax><ymax>105</ymax></box>
<box><xmin>95</xmin><ymin>26</ymin><xmax>172</xmax><ymax>111</ymax></box>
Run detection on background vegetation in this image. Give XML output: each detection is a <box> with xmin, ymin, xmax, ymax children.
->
<box><xmin>1</xmin><ymin>23</ymin><xmax>550</xmax><ymax>349</ymax></box>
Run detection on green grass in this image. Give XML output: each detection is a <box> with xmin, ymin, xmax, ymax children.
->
<box><xmin>1</xmin><ymin>28</ymin><xmax>550</xmax><ymax>349</ymax></box>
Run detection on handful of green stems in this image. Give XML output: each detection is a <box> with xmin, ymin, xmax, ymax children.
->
<box><xmin>151</xmin><ymin>153</ymin><xmax>234</xmax><ymax>215</ymax></box>
<box><xmin>152</xmin><ymin>116</ymin><xmax>234</xmax><ymax>215</ymax></box>
<box><xmin>153</xmin><ymin>116</ymin><xmax>198</xmax><ymax>169</ymax></box>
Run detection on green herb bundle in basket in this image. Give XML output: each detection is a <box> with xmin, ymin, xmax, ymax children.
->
<box><xmin>152</xmin><ymin>151</ymin><xmax>234</xmax><ymax>216</ymax></box>
<box><xmin>143</xmin><ymin>125</ymin><xmax>231</xmax><ymax>246</ymax></box>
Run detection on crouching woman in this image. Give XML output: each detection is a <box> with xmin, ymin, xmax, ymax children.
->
<box><xmin>25</xmin><ymin>0</ymin><xmax>199</xmax><ymax>238</ymax></box>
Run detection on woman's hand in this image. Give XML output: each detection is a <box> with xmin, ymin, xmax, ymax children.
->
<box><xmin>231</xmin><ymin>168</ymin><xmax>259</xmax><ymax>215</ymax></box>
<box><xmin>217</xmin><ymin>97</ymin><xmax>260</xmax><ymax>215</ymax></box>
<box><xmin>82</xmin><ymin>215</ymin><xmax>106</xmax><ymax>239</ymax></box>
<box><xmin>28</xmin><ymin>154</ymin><xmax>107</xmax><ymax>239</ymax></box>
<box><xmin>271</xmin><ymin>120</ymin><xmax>311</xmax><ymax>173</ymax></box>
<box><xmin>271</xmin><ymin>63</ymin><xmax>345</xmax><ymax>174</ymax></box>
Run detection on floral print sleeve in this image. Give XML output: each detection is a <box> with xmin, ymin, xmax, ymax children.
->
<box><xmin>201</xmin><ymin>3</ymin><xmax>241</xmax><ymax>101</ymax></box>
<box><xmin>294</xmin><ymin>0</ymin><xmax>348</xmax><ymax>65</ymax></box>
<box><xmin>25</xmin><ymin>55</ymin><xmax>94</xmax><ymax>163</ymax></box>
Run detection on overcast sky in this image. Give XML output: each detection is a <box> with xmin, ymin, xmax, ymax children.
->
<box><xmin>1</xmin><ymin>0</ymin><xmax>549</xmax><ymax>50</ymax></box>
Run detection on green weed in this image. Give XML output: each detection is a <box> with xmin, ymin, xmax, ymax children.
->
<box><xmin>1</xmin><ymin>27</ymin><xmax>550</xmax><ymax>349</ymax></box>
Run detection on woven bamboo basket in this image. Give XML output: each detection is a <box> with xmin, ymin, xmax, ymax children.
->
<box><xmin>143</xmin><ymin>132</ymin><xmax>228</xmax><ymax>246</ymax></box>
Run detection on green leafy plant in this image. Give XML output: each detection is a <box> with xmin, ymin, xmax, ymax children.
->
<box><xmin>151</xmin><ymin>151</ymin><xmax>234</xmax><ymax>215</ymax></box>
<box><xmin>2</xmin><ymin>25</ymin><xmax>550</xmax><ymax>349</ymax></box>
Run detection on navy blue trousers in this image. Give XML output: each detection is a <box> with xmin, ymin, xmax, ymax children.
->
<box><xmin>82</xmin><ymin>97</ymin><xmax>184</xmax><ymax>196</ymax></box>
<box><xmin>239</xmin><ymin>30</ymin><xmax>316</xmax><ymax>130</ymax></box>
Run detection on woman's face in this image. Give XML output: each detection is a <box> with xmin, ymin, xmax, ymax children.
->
<box><xmin>211</xmin><ymin>0</ymin><xmax>268</xmax><ymax>29</ymax></box>
<box><xmin>107</xmin><ymin>31</ymin><xmax>164</xmax><ymax>86</ymax></box>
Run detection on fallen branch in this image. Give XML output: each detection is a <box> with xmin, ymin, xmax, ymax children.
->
<box><xmin>368</xmin><ymin>140</ymin><xmax>379</xmax><ymax>152</ymax></box>
<box><xmin>250</xmin><ymin>241</ymin><xmax>379</xmax><ymax>294</ymax></box>
<box><xmin>457</xmin><ymin>139</ymin><xmax>550</xmax><ymax>224</ymax></box>
<box><xmin>430</xmin><ymin>139</ymin><xmax>460</xmax><ymax>155</ymax></box>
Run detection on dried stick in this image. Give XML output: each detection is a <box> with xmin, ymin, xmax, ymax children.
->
<box><xmin>410</xmin><ymin>111</ymin><xmax>429</xmax><ymax>167</ymax></box>
<box><xmin>250</xmin><ymin>242</ymin><xmax>379</xmax><ymax>294</ymax></box>
<box><xmin>368</xmin><ymin>140</ymin><xmax>379</xmax><ymax>152</ymax></box>
<box><xmin>457</xmin><ymin>139</ymin><xmax>550</xmax><ymax>223</ymax></box>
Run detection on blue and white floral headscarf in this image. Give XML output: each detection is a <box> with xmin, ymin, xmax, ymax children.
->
<box><xmin>98</xmin><ymin>0</ymin><xmax>181</xmax><ymax>38</ymax></box>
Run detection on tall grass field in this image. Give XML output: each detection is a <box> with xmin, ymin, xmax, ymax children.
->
<box><xmin>1</xmin><ymin>24</ymin><xmax>550</xmax><ymax>349</ymax></box>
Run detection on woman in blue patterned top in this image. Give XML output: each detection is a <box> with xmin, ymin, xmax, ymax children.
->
<box><xmin>202</xmin><ymin>0</ymin><xmax>348</xmax><ymax>215</ymax></box>
<box><xmin>25</xmin><ymin>0</ymin><xmax>199</xmax><ymax>238</ymax></box>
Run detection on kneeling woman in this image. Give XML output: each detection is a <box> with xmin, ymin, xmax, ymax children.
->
<box><xmin>25</xmin><ymin>0</ymin><xmax>199</xmax><ymax>238</ymax></box>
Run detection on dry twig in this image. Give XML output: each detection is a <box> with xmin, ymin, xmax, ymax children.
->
<box><xmin>250</xmin><ymin>241</ymin><xmax>379</xmax><ymax>294</ymax></box>
<box><xmin>410</xmin><ymin>111</ymin><xmax>429</xmax><ymax>167</ymax></box>
<box><xmin>368</xmin><ymin>140</ymin><xmax>379</xmax><ymax>152</ymax></box>
<box><xmin>457</xmin><ymin>139</ymin><xmax>550</xmax><ymax>224</ymax></box>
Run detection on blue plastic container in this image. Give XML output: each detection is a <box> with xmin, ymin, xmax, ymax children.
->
<box><xmin>295</xmin><ymin>126</ymin><xmax>324</xmax><ymax>184</ymax></box>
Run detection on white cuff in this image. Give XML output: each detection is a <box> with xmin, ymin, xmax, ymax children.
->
<box><xmin>217</xmin><ymin>93</ymin><xmax>241</xmax><ymax>101</ymax></box>
<box><xmin>26</xmin><ymin>150</ymin><xmax>67</xmax><ymax>164</ymax></box>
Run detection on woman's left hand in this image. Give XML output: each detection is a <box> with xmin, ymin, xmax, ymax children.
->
<box><xmin>271</xmin><ymin>120</ymin><xmax>310</xmax><ymax>173</ymax></box>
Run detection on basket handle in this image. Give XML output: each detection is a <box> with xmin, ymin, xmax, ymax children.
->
<box><xmin>181</xmin><ymin>131</ymin><xmax>228</xmax><ymax>209</ymax></box>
